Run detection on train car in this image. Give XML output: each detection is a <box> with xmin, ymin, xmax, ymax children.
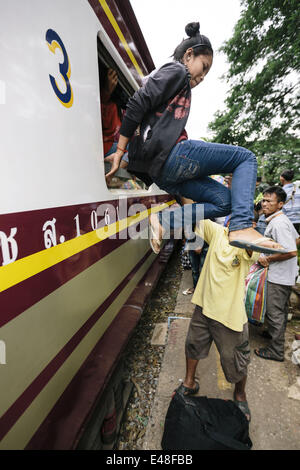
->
<box><xmin>0</xmin><ymin>0</ymin><xmax>176</xmax><ymax>449</ymax></box>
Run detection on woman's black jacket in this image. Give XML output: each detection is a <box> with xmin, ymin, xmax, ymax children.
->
<box><xmin>119</xmin><ymin>62</ymin><xmax>192</xmax><ymax>184</ymax></box>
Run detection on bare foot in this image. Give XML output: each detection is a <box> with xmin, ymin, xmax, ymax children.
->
<box><xmin>229</xmin><ymin>227</ymin><xmax>283</xmax><ymax>250</ymax></box>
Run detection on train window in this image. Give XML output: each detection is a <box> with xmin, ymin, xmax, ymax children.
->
<box><xmin>97</xmin><ymin>37</ymin><xmax>149</xmax><ymax>191</ymax></box>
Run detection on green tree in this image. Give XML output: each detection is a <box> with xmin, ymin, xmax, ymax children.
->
<box><xmin>209</xmin><ymin>0</ymin><xmax>300</xmax><ymax>182</ymax></box>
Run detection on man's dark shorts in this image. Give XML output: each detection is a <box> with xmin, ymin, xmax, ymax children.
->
<box><xmin>185</xmin><ymin>305</ymin><xmax>250</xmax><ymax>383</ymax></box>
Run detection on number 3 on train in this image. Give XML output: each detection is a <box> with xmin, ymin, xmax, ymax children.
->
<box><xmin>46</xmin><ymin>29</ymin><xmax>74</xmax><ymax>108</ymax></box>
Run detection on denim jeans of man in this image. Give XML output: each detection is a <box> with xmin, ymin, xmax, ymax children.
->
<box><xmin>152</xmin><ymin>140</ymin><xmax>257</xmax><ymax>234</ymax></box>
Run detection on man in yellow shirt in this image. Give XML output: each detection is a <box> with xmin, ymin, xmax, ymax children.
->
<box><xmin>178</xmin><ymin>219</ymin><xmax>259</xmax><ymax>421</ymax></box>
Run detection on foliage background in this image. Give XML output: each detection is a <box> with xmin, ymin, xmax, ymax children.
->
<box><xmin>209</xmin><ymin>0</ymin><xmax>300</xmax><ymax>184</ymax></box>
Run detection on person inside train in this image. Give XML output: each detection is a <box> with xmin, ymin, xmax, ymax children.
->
<box><xmin>104</xmin><ymin>21</ymin><xmax>285</xmax><ymax>255</ymax></box>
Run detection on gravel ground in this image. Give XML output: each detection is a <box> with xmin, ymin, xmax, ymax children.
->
<box><xmin>116</xmin><ymin>244</ymin><xmax>183</xmax><ymax>450</ymax></box>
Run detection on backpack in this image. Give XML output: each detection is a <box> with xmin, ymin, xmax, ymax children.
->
<box><xmin>161</xmin><ymin>390</ymin><xmax>252</xmax><ymax>450</ymax></box>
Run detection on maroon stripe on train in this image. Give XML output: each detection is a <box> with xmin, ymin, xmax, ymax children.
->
<box><xmin>0</xmin><ymin>249</ymin><xmax>153</xmax><ymax>443</ymax></box>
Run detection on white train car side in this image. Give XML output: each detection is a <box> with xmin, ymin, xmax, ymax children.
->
<box><xmin>0</xmin><ymin>0</ymin><xmax>175</xmax><ymax>449</ymax></box>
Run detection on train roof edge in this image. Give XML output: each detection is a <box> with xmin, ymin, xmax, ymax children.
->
<box><xmin>88</xmin><ymin>0</ymin><xmax>156</xmax><ymax>76</ymax></box>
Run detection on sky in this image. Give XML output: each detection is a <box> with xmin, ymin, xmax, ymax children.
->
<box><xmin>130</xmin><ymin>0</ymin><xmax>242</xmax><ymax>139</ymax></box>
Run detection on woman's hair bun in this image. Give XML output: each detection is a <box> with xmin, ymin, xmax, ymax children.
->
<box><xmin>185</xmin><ymin>22</ymin><xmax>200</xmax><ymax>38</ymax></box>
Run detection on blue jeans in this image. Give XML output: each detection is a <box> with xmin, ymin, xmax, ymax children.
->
<box><xmin>152</xmin><ymin>140</ymin><xmax>257</xmax><ymax>232</ymax></box>
<box><xmin>189</xmin><ymin>242</ymin><xmax>209</xmax><ymax>288</ymax></box>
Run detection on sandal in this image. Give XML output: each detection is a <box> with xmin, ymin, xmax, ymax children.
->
<box><xmin>229</xmin><ymin>236</ymin><xmax>287</xmax><ymax>255</ymax></box>
<box><xmin>176</xmin><ymin>381</ymin><xmax>199</xmax><ymax>396</ymax></box>
<box><xmin>254</xmin><ymin>347</ymin><xmax>284</xmax><ymax>362</ymax></box>
<box><xmin>234</xmin><ymin>400</ymin><xmax>251</xmax><ymax>422</ymax></box>
<box><xmin>261</xmin><ymin>330</ymin><xmax>272</xmax><ymax>339</ymax></box>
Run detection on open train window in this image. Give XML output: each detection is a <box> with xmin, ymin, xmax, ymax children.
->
<box><xmin>97</xmin><ymin>37</ymin><xmax>149</xmax><ymax>191</ymax></box>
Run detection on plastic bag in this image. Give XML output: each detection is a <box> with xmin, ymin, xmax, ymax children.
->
<box><xmin>245</xmin><ymin>262</ymin><xmax>268</xmax><ymax>325</ymax></box>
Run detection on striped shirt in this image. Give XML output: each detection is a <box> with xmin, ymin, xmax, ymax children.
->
<box><xmin>264</xmin><ymin>211</ymin><xmax>298</xmax><ymax>286</ymax></box>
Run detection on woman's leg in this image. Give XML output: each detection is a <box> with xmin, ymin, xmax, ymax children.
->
<box><xmin>151</xmin><ymin>140</ymin><xmax>284</xmax><ymax>252</ymax></box>
<box><xmin>149</xmin><ymin>177</ymin><xmax>229</xmax><ymax>253</ymax></box>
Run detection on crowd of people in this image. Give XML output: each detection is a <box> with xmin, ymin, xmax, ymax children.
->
<box><xmin>99</xmin><ymin>20</ymin><xmax>300</xmax><ymax>423</ymax></box>
<box><xmin>174</xmin><ymin>173</ymin><xmax>299</xmax><ymax>421</ymax></box>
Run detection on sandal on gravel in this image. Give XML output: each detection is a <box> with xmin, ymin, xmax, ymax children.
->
<box><xmin>261</xmin><ymin>330</ymin><xmax>272</xmax><ymax>339</ymax></box>
<box><xmin>176</xmin><ymin>381</ymin><xmax>199</xmax><ymax>396</ymax></box>
<box><xmin>254</xmin><ymin>347</ymin><xmax>284</xmax><ymax>362</ymax></box>
<box><xmin>234</xmin><ymin>400</ymin><xmax>251</xmax><ymax>422</ymax></box>
<box><xmin>149</xmin><ymin>213</ymin><xmax>163</xmax><ymax>254</ymax></box>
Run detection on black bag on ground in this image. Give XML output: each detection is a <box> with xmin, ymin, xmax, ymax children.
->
<box><xmin>161</xmin><ymin>390</ymin><xmax>252</xmax><ymax>450</ymax></box>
